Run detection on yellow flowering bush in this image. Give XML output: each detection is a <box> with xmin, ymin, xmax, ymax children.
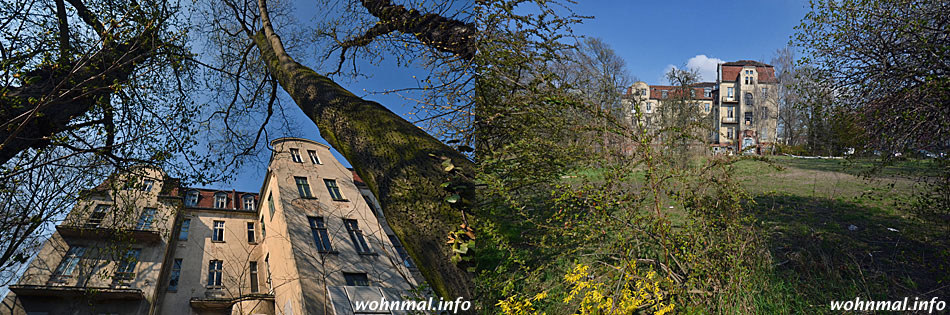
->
<box><xmin>562</xmin><ymin>264</ymin><xmax>675</xmax><ymax>315</ymax></box>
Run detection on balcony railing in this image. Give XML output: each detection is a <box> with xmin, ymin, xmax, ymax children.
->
<box><xmin>56</xmin><ymin>225</ymin><xmax>162</xmax><ymax>244</ymax></box>
<box><xmin>721</xmin><ymin>117</ymin><xmax>737</xmax><ymax>124</ymax></box>
<box><xmin>8</xmin><ymin>284</ymin><xmax>144</xmax><ymax>300</ymax></box>
<box><xmin>722</xmin><ymin>96</ymin><xmax>738</xmax><ymax>103</ymax></box>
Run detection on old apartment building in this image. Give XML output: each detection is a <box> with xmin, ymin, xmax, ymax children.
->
<box><xmin>625</xmin><ymin>60</ymin><xmax>779</xmax><ymax>154</ymax></box>
<box><xmin>1</xmin><ymin>137</ymin><xmax>422</xmax><ymax>315</ymax></box>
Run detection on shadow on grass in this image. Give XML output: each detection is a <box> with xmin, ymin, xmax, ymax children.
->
<box><xmin>751</xmin><ymin>193</ymin><xmax>950</xmax><ymax>312</ymax></box>
<box><xmin>773</xmin><ymin>156</ymin><xmax>938</xmax><ymax>178</ymax></box>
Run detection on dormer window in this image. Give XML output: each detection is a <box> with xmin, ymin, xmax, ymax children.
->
<box><xmin>186</xmin><ymin>190</ymin><xmax>199</xmax><ymax>206</ymax></box>
<box><xmin>243</xmin><ymin>195</ymin><xmax>256</xmax><ymax>210</ymax></box>
<box><xmin>214</xmin><ymin>192</ymin><xmax>227</xmax><ymax>208</ymax></box>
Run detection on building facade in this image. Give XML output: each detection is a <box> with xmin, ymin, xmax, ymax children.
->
<box><xmin>1</xmin><ymin>137</ymin><xmax>422</xmax><ymax>315</ymax></box>
<box><xmin>624</xmin><ymin>60</ymin><xmax>779</xmax><ymax>154</ymax></box>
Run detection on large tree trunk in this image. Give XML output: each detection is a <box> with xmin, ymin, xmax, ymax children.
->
<box><xmin>251</xmin><ymin>5</ymin><xmax>474</xmax><ymax>299</ymax></box>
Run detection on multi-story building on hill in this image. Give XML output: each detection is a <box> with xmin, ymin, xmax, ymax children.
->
<box><xmin>0</xmin><ymin>137</ymin><xmax>422</xmax><ymax>315</ymax></box>
<box><xmin>624</xmin><ymin>60</ymin><xmax>779</xmax><ymax>154</ymax></box>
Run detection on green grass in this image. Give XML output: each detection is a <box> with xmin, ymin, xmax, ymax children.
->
<box><xmin>736</xmin><ymin>156</ymin><xmax>949</xmax><ymax>313</ymax></box>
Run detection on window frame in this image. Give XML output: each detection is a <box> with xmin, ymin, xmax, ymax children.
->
<box><xmin>214</xmin><ymin>192</ymin><xmax>228</xmax><ymax>209</ymax></box>
<box><xmin>344</xmin><ymin>219</ymin><xmax>372</xmax><ymax>254</ymax></box>
<box><xmin>290</xmin><ymin>148</ymin><xmax>303</xmax><ymax>163</ymax></box>
<box><xmin>212</xmin><ymin>221</ymin><xmax>225</xmax><ymax>242</ymax></box>
<box><xmin>54</xmin><ymin>246</ymin><xmax>86</xmax><ymax>277</ymax></box>
<box><xmin>185</xmin><ymin>190</ymin><xmax>199</xmax><ymax>206</ymax></box>
<box><xmin>307</xmin><ymin>150</ymin><xmax>321</xmax><ymax>164</ymax></box>
<box><xmin>207</xmin><ymin>259</ymin><xmax>223</xmax><ymax>288</ymax></box>
<box><xmin>727</xmin><ymin>87</ymin><xmax>734</xmax><ymax>98</ymax></box>
<box><xmin>249</xmin><ymin>261</ymin><xmax>259</xmax><ymax>293</ymax></box>
<box><xmin>324</xmin><ymin>179</ymin><xmax>345</xmax><ymax>201</ymax></box>
<box><xmin>178</xmin><ymin>218</ymin><xmax>191</xmax><ymax>240</ymax></box>
<box><xmin>267</xmin><ymin>193</ymin><xmax>275</xmax><ymax>218</ymax></box>
<box><xmin>295</xmin><ymin>177</ymin><xmax>313</xmax><ymax>198</ymax></box>
<box><xmin>343</xmin><ymin>272</ymin><xmax>370</xmax><ymax>286</ymax></box>
<box><xmin>141</xmin><ymin>179</ymin><xmax>154</xmax><ymax>192</ymax></box>
<box><xmin>115</xmin><ymin>248</ymin><xmax>141</xmax><ymax>281</ymax></box>
<box><xmin>308</xmin><ymin>216</ymin><xmax>333</xmax><ymax>252</ymax></box>
<box><xmin>388</xmin><ymin>235</ymin><xmax>415</xmax><ymax>268</ymax></box>
<box><xmin>168</xmin><ymin>258</ymin><xmax>182</xmax><ymax>291</ymax></box>
<box><xmin>243</xmin><ymin>195</ymin><xmax>255</xmax><ymax>210</ymax></box>
<box><xmin>85</xmin><ymin>205</ymin><xmax>109</xmax><ymax>228</ymax></box>
<box><xmin>136</xmin><ymin>208</ymin><xmax>156</xmax><ymax>230</ymax></box>
<box><xmin>247</xmin><ymin>222</ymin><xmax>256</xmax><ymax>243</ymax></box>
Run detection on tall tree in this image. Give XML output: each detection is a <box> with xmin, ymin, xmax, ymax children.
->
<box><xmin>213</xmin><ymin>0</ymin><xmax>477</xmax><ymax>300</ymax></box>
<box><xmin>795</xmin><ymin>0</ymin><xmax>950</xmax><ymax>153</ymax></box>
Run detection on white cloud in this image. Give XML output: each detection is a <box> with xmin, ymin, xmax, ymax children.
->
<box><xmin>685</xmin><ymin>55</ymin><xmax>724</xmax><ymax>82</ymax></box>
<box><xmin>661</xmin><ymin>55</ymin><xmax>724</xmax><ymax>83</ymax></box>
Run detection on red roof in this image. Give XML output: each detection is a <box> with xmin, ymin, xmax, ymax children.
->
<box><xmin>645</xmin><ymin>85</ymin><xmax>714</xmax><ymax>100</ymax></box>
<box><xmin>182</xmin><ymin>188</ymin><xmax>258</xmax><ymax>210</ymax></box>
<box><xmin>720</xmin><ymin>61</ymin><xmax>777</xmax><ymax>83</ymax></box>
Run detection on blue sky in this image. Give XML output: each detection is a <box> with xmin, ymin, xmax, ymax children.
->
<box><xmin>571</xmin><ymin>0</ymin><xmax>810</xmax><ymax>84</ymax></box>
<box><xmin>205</xmin><ymin>0</ymin><xmax>811</xmax><ymax>193</ymax></box>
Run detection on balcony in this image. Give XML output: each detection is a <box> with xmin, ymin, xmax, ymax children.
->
<box><xmin>190</xmin><ymin>293</ymin><xmax>275</xmax><ymax>312</ymax></box>
<box><xmin>722</xmin><ymin>96</ymin><xmax>738</xmax><ymax>103</ymax></box>
<box><xmin>721</xmin><ymin>117</ymin><xmax>737</xmax><ymax>124</ymax></box>
<box><xmin>8</xmin><ymin>284</ymin><xmax>144</xmax><ymax>300</ymax></box>
<box><xmin>56</xmin><ymin>225</ymin><xmax>162</xmax><ymax>244</ymax></box>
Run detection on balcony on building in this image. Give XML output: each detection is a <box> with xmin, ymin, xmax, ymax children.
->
<box><xmin>55</xmin><ymin>225</ymin><xmax>162</xmax><ymax>244</ymax></box>
<box><xmin>721</xmin><ymin>95</ymin><xmax>738</xmax><ymax>103</ymax></box>
<box><xmin>8</xmin><ymin>284</ymin><xmax>145</xmax><ymax>300</ymax></box>
<box><xmin>721</xmin><ymin>116</ymin><xmax>737</xmax><ymax>124</ymax></box>
<box><xmin>189</xmin><ymin>293</ymin><xmax>275</xmax><ymax>313</ymax></box>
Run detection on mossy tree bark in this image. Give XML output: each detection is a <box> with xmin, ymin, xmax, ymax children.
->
<box><xmin>253</xmin><ymin>0</ymin><xmax>474</xmax><ymax>299</ymax></box>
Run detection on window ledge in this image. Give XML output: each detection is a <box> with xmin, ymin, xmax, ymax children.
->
<box><xmin>331</xmin><ymin>199</ymin><xmax>349</xmax><ymax>202</ymax></box>
<box><xmin>211</xmin><ymin>240</ymin><xmax>225</xmax><ymax>243</ymax></box>
<box><xmin>358</xmin><ymin>252</ymin><xmax>378</xmax><ymax>256</ymax></box>
<box><xmin>318</xmin><ymin>250</ymin><xmax>340</xmax><ymax>255</ymax></box>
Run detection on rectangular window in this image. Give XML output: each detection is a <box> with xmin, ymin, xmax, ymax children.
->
<box><xmin>760</xmin><ymin>106</ymin><xmax>769</xmax><ymax>120</ymax></box>
<box><xmin>265</xmin><ymin>255</ymin><xmax>273</xmax><ymax>292</ymax></box>
<box><xmin>324</xmin><ymin>179</ymin><xmax>344</xmax><ymax>201</ymax></box>
<box><xmin>295</xmin><ymin>177</ymin><xmax>312</xmax><ymax>198</ymax></box>
<box><xmin>727</xmin><ymin>107</ymin><xmax>734</xmax><ymax>118</ymax></box>
<box><xmin>388</xmin><ymin>235</ymin><xmax>414</xmax><ymax>268</ymax></box>
<box><xmin>136</xmin><ymin>208</ymin><xmax>156</xmax><ymax>230</ymax></box>
<box><xmin>761</xmin><ymin>87</ymin><xmax>768</xmax><ymax>95</ymax></box>
<box><xmin>142</xmin><ymin>179</ymin><xmax>154</xmax><ymax>192</ymax></box>
<box><xmin>243</xmin><ymin>196</ymin><xmax>255</xmax><ymax>210</ymax></box>
<box><xmin>704</xmin><ymin>103</ymin><xmax>710</xmax><ymax>112</ymax></box>
<box><xmin>179</xmin><ymin>219</ymin><xmax>191</xmax><ymax>240</ymax></box>
<box><xmin>745</xmin><ymin>111</ymin><xmax>753</xmax><ymax>125</ymax></box>
<box><xmin>54</xmin><ymin>246</ymin><xmax>86</xmax><ymax>276</ymax></box>
<box><xmin>267</xmin><ymin>193</ymin><xmax>275</xmax><ymax>219</ymax></box>
<box><xmin>115</xmin><ymin>249</ymin><xmax>141</xmax><ymax>280</ymax></box>
<box><xmin>344</xmin><ymin>219</ymin><xmax>372</xmax><ymax>254</ymax></box>
<box><xmin>704</xmin><ymin>87</ymin><xmax>712</xmax><ymax>98</ymax></box>
<box><xmin>85</xmin><ymin>205</ymin><xmax>109</xmax><ymax>228</ymax></box>
<box><xmin>207</xmin><ymin>260</ymin><xmax>223</xmax><ymax>287</ymax></box>
<box><xmin>247</xmin><ymin>222</ymin><xmax>256</xmax><ymax>243</ymax></box>
<box><xmin>727</xmin><ymin>127</ymin><xmax>735</xmax><ymax>139</ymax></box>
<box><xmin>645</xmin><ymin>102</ymin><xmax>652</xmax><ymax>112</ymax></box>
<box><xmin>168</xmin><ymin>258</ymin><xmax>182</xmax><ymax>291</ymax></box>
<box><xmin>661</xmin><ymin>90</ymin><xmax>668</xmax><ymax>98</ymax></box>
<box><xmin>290</xmin><ymin>148</ymin><xmax>302</xmax><ymax>163</ymax></box>
<box><xmin>343</xmin><ymin>272</ymin><xmax>370</xmax><ymax>286</ymax></box>
<box><xmin>261</xmin><ymin>218</ymin><xmax>266</xmax><ymax>238</ymax></box>
<box><xmin>214</xmin><ymin>193</ymin><xmax>227</xmax><ymax>208</ymax></box>
<box><xmin>249</xmin><ymin>261</ymin><xmax>259</xmax><ymax>293</ymax></box>
<box><xmin>308</xmin><ymin>216</ymin><xmax>333</xmax><ymax>252</ymax></box>
<box><xmin>212</xmin><ymin>221</ymin><xmax>225</xmax><ymax>242</ymax></box>
<box><xmin>727</xmin><ymin>87</ymin><xmax>734</xmax><ymax>98</ymax></box>
<box><xmin>186</xmin><ymin>191</ymin><xmax>199</xmax><ymax>206</ymax></box>
<box><xmin>307</xmin><ymin>150</ymin><xmax>321</xmax><ymax>164</ymax></box>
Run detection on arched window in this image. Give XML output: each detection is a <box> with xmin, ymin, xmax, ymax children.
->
<box><xmin>186</xmin><ymin>190</ymin><xmax>199</xmax><ymax>206</ymax></box>
<box><xmin>243</xmin><ymin>195</ymin><xmax>256</xmax><ymax>210</ymax></box>
<box><xmin>214</xmin><ymin>192</ymin><xmax>228</xmax><ymax>209</ymax></box>
<box><xmin>744</xmin><ymin>93</ymin><xmax>754</xmax><ymax>105</ymax></box>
